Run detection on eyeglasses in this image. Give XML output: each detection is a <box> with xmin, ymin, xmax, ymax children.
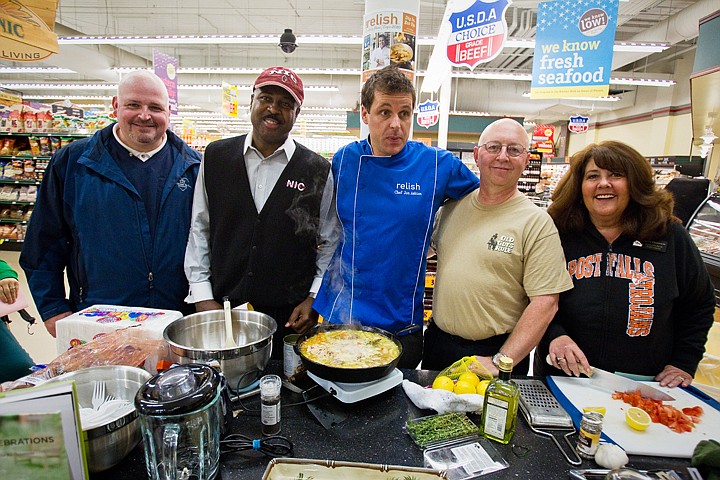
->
<box><xmin>480</xmin><ymin>141</ymin><xmax>527</xmax><ymax>158</ymax></box>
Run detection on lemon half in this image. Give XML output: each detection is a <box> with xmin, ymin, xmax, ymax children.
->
<box><xmin>583</xmin><ymin>406</ymin><xmax>607</xmax><ymax>416</ymax></box>
<box><xmin>625</xmin><ymin>407</ymin><xmax>651</xmax><ymax>431</ymax></box>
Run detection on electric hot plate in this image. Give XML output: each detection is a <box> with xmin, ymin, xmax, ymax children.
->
<box><xmin>307</xmin><ymin>368</ymin><xmax>403</xmax><ymax>403</ymax></box>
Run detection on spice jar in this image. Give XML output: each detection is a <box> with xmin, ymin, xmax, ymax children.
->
<box><xmin>577</xmin><ymin>411</ymin><xmax>604</xmax><ymax>459</ymax></box>
<box><xmin>260</xmin><ymin>374</ymin><xmax>282</xmax><ymax>435</ymax></box>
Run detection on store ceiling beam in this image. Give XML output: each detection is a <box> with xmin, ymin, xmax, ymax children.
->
<box><xmin>612</xmin><ymin>0</ymin><xmax>720</xmax><ymax>70</ymax></box>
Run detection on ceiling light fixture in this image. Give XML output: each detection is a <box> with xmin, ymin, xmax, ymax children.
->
<box><xmin>609</xmin><ymin>77</ymin><xmax>675</xmax><ymax>86</ymax></box>
<box><xmin>57</xmin><ymin>35</ymin><xmax>668</xmax><ymax>53</ymax></box>
<box><xmin>3</xmin><ymin>83</ymin><xmax>115</xmax><ymax>90</ymax></box>
<box><xmin>521</xmin><ymin>92</ymin><xmax>621</xmax><ymax>101</ymax></box>
<box><xmin>0</xmin><ymin>66</ymin><xmax>76</xmax><ymax>74</ymax></box>
<box><xmin>699</xmin><ymin>143</ymin><xmax>712</xmax><ymax>159</ymax></box>
<box><xmin>700</xmin><ymin>126</ymin><xmax>718</xmax><ymax>144</ymax></box>
<box><xmin>21</xmin><ymin>95</ymin><xmax>114</xmax><ymax>102</ymax></box>
<box><xmin>112</xmin><ymin>66</ymin><xmax>363</xmax><ymax>76</ymax></box>
<box><xmin>612</xmin><ymin>42</ymin><xmax>670</xmax><ymax>53</ymax></box>
<box><xmin>105</xmin><ymin>66</ymin><xmax>674</xmax><ymax>87</ymax></box>
<box><xmin>8</xmin><ymin>83</ymin><xmax>339</xmax><ymax>92</ymax></box>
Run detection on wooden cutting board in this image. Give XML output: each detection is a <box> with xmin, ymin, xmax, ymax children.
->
<box><xmin>547</xmin><ymin>376</ymin><xmax>720</xmax><ymax>458</ymax></box>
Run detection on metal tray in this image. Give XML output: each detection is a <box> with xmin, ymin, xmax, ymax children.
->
<box><xmin>262</xmin><ymin>458</ymin><xmax>447</xmax><ymax>479</ymax></box>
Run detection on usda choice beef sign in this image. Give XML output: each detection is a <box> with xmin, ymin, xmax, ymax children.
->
<box><xmin>447</xmin><ymin>0</ymin><xmax>511</xmax><ymax>69</ymax></box>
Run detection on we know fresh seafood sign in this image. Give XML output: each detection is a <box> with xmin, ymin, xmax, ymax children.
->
<box><xmin>530</xmin><ymin>0</ymin><xmax>619</xmax><ymax>99</ymax></box>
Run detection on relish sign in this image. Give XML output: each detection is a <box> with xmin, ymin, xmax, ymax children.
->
<box><xmin>0</xmin><ymin>0</ymin><xmax>58</xmax><ymax>62</ymax></box>
<box><xmin>446</xmin><ymin>0</ymin><xmax>511</xmax><ymax>69</ymax></box>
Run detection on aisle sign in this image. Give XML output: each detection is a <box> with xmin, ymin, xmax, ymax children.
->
<box><xmin>416</xmin><ymin>100</ymin><xmax>440</xmax><ymax>128</ymax></box>
<box><xmin>0</xmin><ymin>0</ymin><xmax>59</xmax><ymax>62</ymax></box>
<box><xmin>361</xmin><ymin>7</ymin><xmax>418</xmax><ymax>83</ymax></box>
<box><xmin>222</xmin><ymin>82</ymin><xmax>239</xmax><ymax>118</ymax></box>
<box><xmin>153</xmin><ymin>50</ymin><xmax>179</xmax><ymax>115</ymax></box>
<box><xmin>533</xmin><ymin>124</ymin><xmax>555</xmax><ymax>155</ymax></box>
<box><xmin>568</xmin><ymin>115</ymin><xmax>589</xmax><ymax>133</ymax></box>
<box><xmin>446</xmin><ymin>0</ymin><xmax>511</xmax><ymax>69</ymax></box>
<box><xmin>530</xmin><ymin>0</ymin><xmax>619</xmax><ymax>99</ymax></box>
<box><xmin>361</xmin><ymin>0</ymin><xmax>420</xmax><ymax>140</ymax></box>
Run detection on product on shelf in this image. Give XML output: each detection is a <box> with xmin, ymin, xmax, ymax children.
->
<box><xmin>28</xmin><ymin>136</ymin><xmax>40</xmax><ymax>156</ymax></box>
<box><xmin>0</xmin><ymin>138</ymin><xmax>15</xmax><ymax>156</ymax></box>
<box><xmin>0</xmin><ymin>185</ymin><xmax>17</xmax><ymax>201</ymax></box>
<box><xmin>38</xmin><ymin>136</ymin><xmax>52</xmax><ymax>155</ymax></box>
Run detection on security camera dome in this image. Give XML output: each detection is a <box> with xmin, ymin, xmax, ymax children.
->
<box><xmin>279</xmin><ymin>28</ymin><xmax>297</xmax><ymax>54</ymax></box>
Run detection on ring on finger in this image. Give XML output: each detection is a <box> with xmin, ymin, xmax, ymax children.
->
<box><xmin>556</xmin><ymin>356</ymin><xmax>565</xmax><ymax>362</ymax></box>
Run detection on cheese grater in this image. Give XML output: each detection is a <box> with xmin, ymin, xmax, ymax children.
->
<box><xmin>515</xmin><ymin>379</ymin><xmax>582</xmax><ymax>465</ymax></box>
<box><xmin>516</xmin><ymin>378</ymin><xmax>573</xmax><ymax>428</ymax></box>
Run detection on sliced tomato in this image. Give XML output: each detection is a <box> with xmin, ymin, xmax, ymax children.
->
<box><xmin>612</xmin><ymin>390</ymin><xmax>702</xmax><ymax>433</ymax></box>
<box><xmin>682</xmin><ymin>406</ymin><xmax>704</xmax><ymax>417</ymax></box>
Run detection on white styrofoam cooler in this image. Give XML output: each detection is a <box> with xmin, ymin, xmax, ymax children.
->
<box><xmin>55</xmin><ymin>304</ymin><xmax>183</xmax><ymax>354</ymax></box>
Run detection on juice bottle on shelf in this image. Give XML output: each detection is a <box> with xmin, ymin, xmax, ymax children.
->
<box><xmin>480</xmin><ymin>355</ymin><xmax>520</xmax><ymax>444</ymax></box>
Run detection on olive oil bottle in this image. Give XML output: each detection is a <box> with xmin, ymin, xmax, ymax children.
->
<box><xmin>480</xmin><ymin>356</ymin><xmax>520</xmax><ymax>444</ymax></box>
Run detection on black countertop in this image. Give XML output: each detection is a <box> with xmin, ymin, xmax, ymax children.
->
<box><xmin>97</xmin><ymin>362</ymin><xmax>693</xmax><ymax>479</ymax></box>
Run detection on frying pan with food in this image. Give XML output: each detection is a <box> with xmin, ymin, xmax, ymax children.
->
<box><xmin>294</xmin><ymin>324</ymin><xmax>403</xmax><ymax>383</ymax></box>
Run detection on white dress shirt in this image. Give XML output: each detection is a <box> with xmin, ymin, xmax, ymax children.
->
<box><xmin>184</xmin><ymin>132</ymin><xmax>338</xmax><ymax>304</ymax></box>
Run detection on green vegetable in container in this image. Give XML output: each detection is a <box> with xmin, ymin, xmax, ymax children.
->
<box><xmin>405</xmin><ymin>412</ymin><xmax>479</xmax><ymax>448</ymax></box>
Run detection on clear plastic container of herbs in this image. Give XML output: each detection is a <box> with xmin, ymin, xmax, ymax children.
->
<box><xmin>405</xmin><ymin>413</ymin><xmax>508</xmax><ymax>480</ymax></box>
<box><xmin>404</xmin><ymin>412</ymin><xmax>480</xmax><ymax>449</ymax></box>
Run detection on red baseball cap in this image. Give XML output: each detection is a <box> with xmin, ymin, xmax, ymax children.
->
<box><xmin>253</xmin><ymin>67</ymin><xmax>304</xmax><ymax>107</ymax></box>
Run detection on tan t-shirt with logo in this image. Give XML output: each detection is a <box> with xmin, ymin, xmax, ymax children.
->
<box><xmin>432</xmin><ymin>191</ymin><xmax>572</xmax><ymax>340</ymax></box>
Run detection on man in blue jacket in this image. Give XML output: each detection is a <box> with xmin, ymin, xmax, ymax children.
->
<box><xmin>313</xmin><ymin>66</ymin><xmax>479</xmax><ymax>368</ymax></box>
<box><xmin>20</xmin><ymin>70</ymin><xmax>201</xmax><ymax>337</ymax></box>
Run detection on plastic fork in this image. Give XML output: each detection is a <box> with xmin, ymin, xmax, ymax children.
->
<box><xmin>91</xmin><ymin>380</ymin><xmax>107</xmax><ymax>410</ymax></box>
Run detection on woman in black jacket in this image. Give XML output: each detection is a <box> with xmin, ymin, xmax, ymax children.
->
<box><xmin>534</xmin><ymin>141</ymin><xmax>715</xmax><ymax>388</ymax></box>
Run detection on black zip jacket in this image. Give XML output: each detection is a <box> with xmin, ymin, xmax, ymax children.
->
<box><xmin>536</xmin><ymin>222</ymin><xmax>715</xmax><ymax>377</ymax></box>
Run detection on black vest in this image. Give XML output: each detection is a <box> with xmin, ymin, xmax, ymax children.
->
<box><xmin>204</xmin><ymin>135</ymin><xmax>330</xmax><ymax>307</ymax></box>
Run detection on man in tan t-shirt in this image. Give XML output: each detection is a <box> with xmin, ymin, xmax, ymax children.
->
<box><xmin>422</xmin><ymin>118</ymin><xmax>572</xmax><ymax>375</ymax></box>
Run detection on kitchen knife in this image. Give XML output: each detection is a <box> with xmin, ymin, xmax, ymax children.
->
<box><xmin>544</xmin><ymin>355</ymin><xmax>674</xmax><ymax>401</ymax></box>
<box><xmin>588</xmin><ymin>367</ymin><xmax>674</xmax><ymax>401</ymax></box>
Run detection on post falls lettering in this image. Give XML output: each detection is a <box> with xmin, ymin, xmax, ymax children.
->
<box><xmin>567</xmin><ymin>253</ymin><xmax>655</xmax><ymax>337</ymax></box>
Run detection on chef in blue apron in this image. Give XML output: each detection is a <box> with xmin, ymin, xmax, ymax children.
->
<box><xmin>314</xmin><ymin>66</ymin><xmax>479</xmax><ymax>368</ymax></box>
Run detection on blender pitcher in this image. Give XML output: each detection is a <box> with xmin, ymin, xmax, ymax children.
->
<box><xmin>135</xmin><ymin>364</ymin><xmax>223</xmax><ymax>480</ymax></box>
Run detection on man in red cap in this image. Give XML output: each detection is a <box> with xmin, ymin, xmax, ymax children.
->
<box><xmin>184</xmin><ymin>67</ymin><xmax>338</xmax><ymax>364</ymax></box>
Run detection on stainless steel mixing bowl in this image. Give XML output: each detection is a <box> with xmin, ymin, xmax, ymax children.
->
<box><xmin>163</xmin><ymin>310</ymin><xmax>277</xmax><ymax>390</ymax></box>
<box><xmin>45</xmin><ymin>365</ymin><xmax>151</xmax><ymax>473</ymax></box>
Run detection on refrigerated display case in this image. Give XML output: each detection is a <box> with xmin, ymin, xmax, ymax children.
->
<box><xmin>685</xmin><ymin>193</ymin><xmax>720</xmax><ymax>400</ymax></box>
<box><xmin>687</xmin><ymin>192</ymin><xmax>720</xmax><ymax>304</ymax></box>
